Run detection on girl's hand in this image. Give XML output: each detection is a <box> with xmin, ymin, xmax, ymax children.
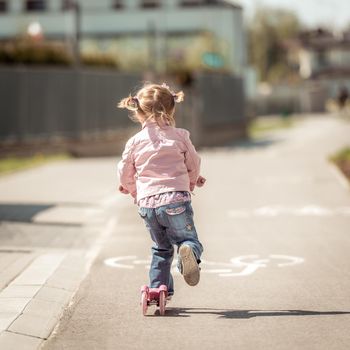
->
<box><xmin>196</xmin><ymin>176</ymin><xmax>206</xmax><ymax>187</ymax></box>
<box><xmin>118</xmin><ymin>185</ymin><xmax>129</xmax><ymax>194</ymax></box>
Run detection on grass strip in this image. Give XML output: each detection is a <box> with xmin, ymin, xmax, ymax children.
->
<box><xmin>249</xmin><ymin>116</ymin><xmax>295</xmax><ymax>137</ymax></box>
<box><xmin>0</xmin><ymin>153</ymin><xmax>70</xmax><ymax>175</ymax></box>
<box><xmin>330</xmin><ymin>147</ymin><xmax>350</xmax><ymax>182</ymax></box>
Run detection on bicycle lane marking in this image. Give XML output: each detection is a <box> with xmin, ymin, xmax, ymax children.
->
<box><xmin>103</xmin><ymin>254</ymin><xmax>304</xmax><ymax>278</ymax></box>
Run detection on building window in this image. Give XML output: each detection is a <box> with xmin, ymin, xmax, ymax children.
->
<box><xmin>180</xmin><ymin>0</ymin><xmax>201</xmax><ymax>7</ymax></box>
<box><xmin>26</xmin><ymin>0</ymin><xmax>46</xmax><ymax>11</ymax></box>
<box><xmin>203</xmin><ymin>0</ymin><xmax>219</xmax><ymax>4</ymax></box>
<box><xmin>113</xmin><ymin>0</ymin><xmax>123</xmax><ymax>9</ymax></box>
<box><xmin>180</xmin><ymin>0</ymin><xmax>220</xmax><ymax>6</ymax></box>
<box><xmin>62</xmin><ymin>0</ymin><xmax>75</xmax><ymax>11</ymax></box>
<box><xmin>141</xmin><ymin>0</ymin><xmax>161</xmax><ymax>9</ymax></box>
<box><xmin>0</xmin><ymin>1</ymin><xmax>7</xmax><ymax>13</ymax></box>
<box><xmin>317</xmin><ymin>50</ymin><xmax>328</xmax><ymax>69</ymax></box>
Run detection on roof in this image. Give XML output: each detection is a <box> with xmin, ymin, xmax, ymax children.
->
<box><xmin>179</xmin><ymin>0</ymin><xmax>242</xmax><ymax>10</ymax></box>
<box><xmin>311</xmin><ymin>67</ymin><xmax>350</xmax><ymax>79</ymax></box>
<box><xmin>298</xmin><ymin>28</ymin><xmax>350</xmax><ymax>50</ymax></box>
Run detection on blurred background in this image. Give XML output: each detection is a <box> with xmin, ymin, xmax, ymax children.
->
<box><xmin>0</xmin><ymin>0</ymin><xmax>349</xmax><ymax>158</ymax></box>
<box><xmin>0</xmin><ymin>3</ymin><xmax>350</xmax><ymax>346</ymax></box>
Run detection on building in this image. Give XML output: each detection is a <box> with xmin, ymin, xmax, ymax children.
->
<box><xmin>0</xmin><ymin>0</ymin><xmax>246</xmax><ymax>74</ymax></box>
<box><xmin>297</xmin><ymin>28</ymin><xmax>350</xmax><ymax>80</ymax></box>
<box><xmin>284</xmin><ymin>28</ymin><xmax>350</xmax><ymax>112</ymax></box>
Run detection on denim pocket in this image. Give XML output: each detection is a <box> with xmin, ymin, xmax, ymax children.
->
<box><xmin>165</xmin><ymin>206</ymin><xmax>186</xmax><ymax>216</ymax></box>
<box><xmin>165</xmin><ymin>204</ymin><xmax>192</xmax><ymax>231</ymax></box>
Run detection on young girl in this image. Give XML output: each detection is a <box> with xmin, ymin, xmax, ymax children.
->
<box><xmin>117</xmin><ymin>83</ymin><xmax>205</xmax><ymax>298</ymax></box>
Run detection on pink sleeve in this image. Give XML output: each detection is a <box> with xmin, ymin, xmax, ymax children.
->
<box><xmin>182</xmin><ymin>130</ymin><xmax>201</xmax><ymax>190</ymax></box>
<box><xmin>117</xmin><ymin>138</ymin><xmax>137</xmax><ymax>197</ymax></box>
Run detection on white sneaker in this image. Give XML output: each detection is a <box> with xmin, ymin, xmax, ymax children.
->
<box><xmin>179</xmin><ymin>244</ymin><xmax>200</xmax><ymax>286</ymax></box>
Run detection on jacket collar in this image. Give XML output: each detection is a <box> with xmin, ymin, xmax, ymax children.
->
<box><xmin>142</xmin><ymin>120</ymin><xmax>169</xmax><ymax>129</ymax></box>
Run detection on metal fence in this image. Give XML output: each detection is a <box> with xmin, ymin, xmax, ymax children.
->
<box><xmin>0</xmin><ymin>68</ymin><xmax>246</xmax><ymax>152</ymax></box>
<box><xmin>0</xmin><ymin>67</ymin><xmax>140</xmax><ymax>140</ymax></box>
<box><xmin>196</xmin><ymin>73</ymin><xmax>245</xmax><ymax>126</ymax></box>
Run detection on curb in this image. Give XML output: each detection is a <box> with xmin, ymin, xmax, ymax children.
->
<box><xmin>0</xmin><ymin>193</ymin><xmax>126</xmax><ymax>350</ymax></box>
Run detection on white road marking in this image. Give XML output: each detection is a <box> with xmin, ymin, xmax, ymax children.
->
<box><xmin>228</xmin><ymin>206</ymin><xmax>350</xmax><ymax>218</ymax></box>
<box><xmin>295</xmin><ymin>206</ymin><xmax>333</xmax><ymax>216</ymax></box>
<box><xmin>221</xmin><ymin>260</ymin><xmax>268</xmax><ymax>277</ymax></box>
<box><xmin>220</xmin><ymin>255</ymin><xmax>304</xmax><ymax>277</ymax></box>
<box><xmin>253</xmin><ymin>176</ymin><xmax>314</xmax><ymax>185</ymax></box>
<box><xmin>254</xmin><ymin>207</ymin><xmax>281</xmax><ymax>217</ymax></box>
<box><xmin>104</xmin><ymin>256</ymin><xmax>137</xmax><ymax>269</ymax></box>
<box><xmin>200</xmin><ymin>259</ymin><xmax>237</xmax><ymax>268</ymax></box>
<box><xmin>103</xmin><ymin>254</ymin><xmax>304</xmax><ymax>278</ymax></box>
<box><xmin>269</xmin><ymin>255</ymin><xmax>304</xmax><ymax>267</ymax></box>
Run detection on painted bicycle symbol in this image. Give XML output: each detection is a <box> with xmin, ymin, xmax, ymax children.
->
<box><xmin>104</xmin><ymin>254</ymin><xmax>304</xmax><ymax>278</ymax></box>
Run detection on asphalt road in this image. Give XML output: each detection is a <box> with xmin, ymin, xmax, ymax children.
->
<box><xmin>44</xmin><ymin>115</ymin><xmax>350</xmax><ymax>350</ymax></box>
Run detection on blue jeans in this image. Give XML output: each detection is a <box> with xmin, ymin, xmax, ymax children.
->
<box><xmin>138</xmin><ymin>201</ymin><xmax>203</xmax><ymax>295</ymax></box>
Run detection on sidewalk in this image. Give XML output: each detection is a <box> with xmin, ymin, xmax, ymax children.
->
<box><xmin>0</xmin><ymin>158</ymin><xmax>124</xmax><ymax>349</ymax></box>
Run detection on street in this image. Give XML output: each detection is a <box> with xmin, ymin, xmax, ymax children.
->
<box><xmin>45</xmin><ymin>115</ymin><xmax>350</xmax><ymax>349</ymax></box>
<box><xmin>1</xmin><ymin>115</ymin><xmax>350</xmax><ymax>349</ymax></box>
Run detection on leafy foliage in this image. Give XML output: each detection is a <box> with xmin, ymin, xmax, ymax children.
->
<box><xmin>248</xmin><ymin>7</ymin><xmax>301</xmax><ymax>83</ymax></box>
<box><xmin>81</xmin><ymin>53</ymin><xmax>118</xmax><ymax>68</ymax></box>
<box><xmin>0</xmin><ymin>39</ymin><xmax>119</xmax><ymax>69</ymax></box>
<box><xmin>0</xmin><ymin>39</ymin><xmax>73</xmax><ymax>65</ymax></box>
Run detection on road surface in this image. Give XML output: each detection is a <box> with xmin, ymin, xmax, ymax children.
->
<box><xmin>43</xmin><ymin>115</ymin><xmax>350</xmax><ymax>350</ymax></box>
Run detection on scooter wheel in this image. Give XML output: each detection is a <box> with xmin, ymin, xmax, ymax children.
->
<box><xmin>159</xmin><ymin>291</ymin><xmax>166</xmax><ymax>316</ymax></box>
<box><xmin>141</xmin><ymin>291</ymin><xmax>148</xmax><ymax>316</ymax></box>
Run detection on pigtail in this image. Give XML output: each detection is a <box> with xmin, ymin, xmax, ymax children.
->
<box><xmin>173</xmin><ymin>90</ymin><xmax>184</xmax><ymax>103</ymax></box>
<box><xmin>118</xmin><ymin>83</ymin><xmax>182</xmax><ymax>126</ymax></box>
<box><xmin>117</xmin><ymin>95</ymin><xmax>139</xmax><ymax>111</ymax></box>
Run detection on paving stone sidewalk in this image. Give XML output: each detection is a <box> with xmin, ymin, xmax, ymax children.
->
<box><xmin>0</xmin><ymin>158</ymin><xmax>124</xmax><ymax>349</ymax></box>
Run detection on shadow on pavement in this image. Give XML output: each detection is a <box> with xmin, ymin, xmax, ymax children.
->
<box><xmin>0</xmin><ymin>203</ymin><xmax>54</xmax><ymax>222</ymax></box>
<box><xmin>230</xmin><ymin>137</ymin><xmax>282</xmax><ymax>150</ymax></box>
<box><xmin>205</xmin><ymin>136</ymin><xmax>283</xmax><ymax>152</ymax></box>
<box><xmin>161</xmin><ymin>308</ymin><xmax>350</xmax><ymax>319</ymax></box>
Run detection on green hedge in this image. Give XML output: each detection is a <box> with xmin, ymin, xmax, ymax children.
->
<box><xmin>0</xmin><ymin>39</ymin><xmax>119</xmax><ymax>69</ymax></box>
<box><xmin>81</xmin><ymin>53</ymin><xmax>118</xmax><ymax>68</ymax></box>
<box><xmin>0</xmin><ymin>40</ymin><xmax>73</xmax><ymax>65</ymax></box>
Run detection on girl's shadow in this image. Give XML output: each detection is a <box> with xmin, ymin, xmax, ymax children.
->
<box><xmin>153</xmin><ymin>307</ymin><xmax>350</xmax><ymax>318</ymax></box>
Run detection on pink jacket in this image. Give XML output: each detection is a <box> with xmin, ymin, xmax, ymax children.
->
<box><xmin>117</xmin><ymin>121</ymin><xmax>201</xmax><ymax>202</ymax></box>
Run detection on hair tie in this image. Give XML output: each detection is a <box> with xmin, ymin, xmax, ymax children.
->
<box><xmin>126</xmin><ymin>96</ymin><xmax>139</xmax><ymax>111</ymax></box>
<box><xmin>161</xmin><ymin>83</ymin><xmax>170</xmax><ymax>90</ymax></box>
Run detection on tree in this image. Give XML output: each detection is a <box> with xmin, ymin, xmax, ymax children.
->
<box><xmin>248</xmin><ymin>7</ymin><xmax>301</xmax><ymax>83</ymax></box>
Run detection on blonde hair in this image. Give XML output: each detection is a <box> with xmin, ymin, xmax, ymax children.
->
<box><xmin>118</xmin><ymin>83</ymin><xmax>184</xmax><ymax>126</ymax></box>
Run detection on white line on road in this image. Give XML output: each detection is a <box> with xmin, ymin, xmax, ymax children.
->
<box><xmin>104</xmin><ymin>256</ymin><xmax>137</xmax><ymax>269</ymax></box>
<box><xmin>103</xmin><ymin>254</ymin><xmax>304</xmax><ymax>278</ymax></box>
<box><xmin>228</xmin><ymin>206</ymin><xmax>350</xmax><ymax>218</ymax></box>
<box><xmin>253</xmin><ymin>176</ymin><xmax>314</xmax><ymax>185</ymax></box>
